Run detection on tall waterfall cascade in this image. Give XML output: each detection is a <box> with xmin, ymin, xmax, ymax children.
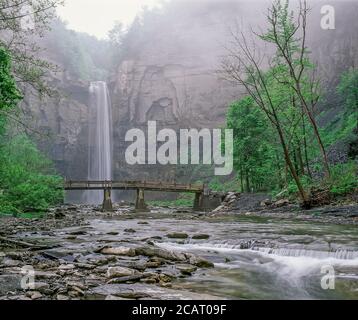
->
<box><xmin>87</xmin><ymin>81</ymin><xmax>113</xmax><ymax>204</ymax></box>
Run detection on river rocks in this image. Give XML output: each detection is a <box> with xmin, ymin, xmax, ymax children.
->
<box><xmin>260</xmin><ymin>199</ymin><xmax>273</xmax><ymax>207</ymax></box>
<box><xmin>166</xmin><ymin>233</ymin><xmax>189</xmax><ymax>239</ymax></box>
<box><xmin>106</xmin><ymin>266</ymin><xmax>136</xmax><ymax>279</ymax></box>
<box><xmin>176</xmin><ymin>264</ymin><xmax>198</xmax><ymax>275</ymax></box>
<box><xmin>0</xmin><ymin>275</ymin><xmax>23</xmax><ymax>295</ymax></box>
<box><xmin>145</xmin><ymin>258</ymin><xmax>164</xmax><ymax>269</ymax></box>
<box><xmin>135</xmin><ymin>246</ymin><xmax>187</xmax><ymax>262</ymax></box>
<box><xmin>106</xmin><ymin>232</ymin><xmax>119</xmax><ymax>236</ymax></box>
<box><xmin>273</xmin><ymin>199</ymin><xmax>290</xmax><ymax>208</ymax></box>
<box><xmin>107</xmin><ymin>274</ymin><xmax>144</xmax><ymax>284</ymax></box>
<box><xmin>66</xmin><ymin>235</ymin><xmax>77</xmax><ymax>240</ymax></box>
<box><xmin>32</xmin><ymin>282</ymin><xmax>50</xmax><ymax>293</ymax></box>
<box><xmin>187</xmin><ymin>255</ymin><xmax>214</xmax><ymax>268</ymax></box>
<box><xmin>27</xmin><ymin>291</ymin><xmax>43</xmax><ymax>300</ymax></box>
<box><xmin>74</xmin><ymin>262</ymin><xmax>96</xmax><ymax>270</ymax></box>
<box><xmin>105</xmin><ymin>295</ymin><xmax>130</xmax><ymax>300</ymax></box>
<box><xmin>2</xmin><ymin>259</ymin><xmax>22</xmax><ymax>267</ymax></box>
<box><xmin>59</xmin><ymin>264</ymin><xmax>75</xmax><ymax>270</ymax></box>
<box><xmin>68</xmin><ymin>230</ymin><xmax>87</xmax><ymax>236</ymax></box>
<box><xmin>99</xmin><ymin>246</ymin><xmax>136</xmax><ymax>257</ymax></box>
<box><xmin>124</xmin><ymin>228</ymin><xmax>136</xmax><ymax>233</ymax></box>
<box><xmin>90</xmin><ymin>283</ymin><xmax>220</xmax><ymax>300</ymax></box>
<box><xmin>192</xmin><ymin>234</ymin><xmax>210</xmax><ymax>240</ymax></box>
<box><xmin>34</xmin><ymin>271</ymin><xmax>60</xmax><ymax>279</ymax></box>
<box><xmin>211</xmin><ymin>192</ymin><xmax>241</xmax><ymax>213</ymax></box>
<box><xmin>54</xmin><ymin>209</ymin><xmax>66</xmax><ymax>219</ymax></box>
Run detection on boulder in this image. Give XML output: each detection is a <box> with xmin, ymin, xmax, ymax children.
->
<box><xmin>124</xmin><ymin>229</ymin><xmax>136</xmax><ymax>233</ymax></box>
<box><xmin>273</xmin><ymin>199</ymin><xmax>290</xmax><ymax>208</ymax></box>
<box><xmin>32</xmin><ymin>282</ymin><xmax>50</xmax><ymax>293</ymax></box>
<box><xmin>106</xmin><ymin>266</ymin><xmax>136</xmax><ymax>279</ymax></box>
<box><xmin>99</xmin><ymin>247</ymin><xmax>136</xmax><ymax>257</ymax></box>
<box><xmin>135</xmin><ymin>246</ymin><xmax>187</xmax><ymax>262</ymax></box>
<box><xmin>30</xmin><ymin>291</ymin><xmax>43</xmax><ymax>300</ymax></box>
<box><xmin>260</xmin><ymin>199</ymin><xmax>272</xmax><ymax>207</ymax></box>
<box><xmin>166</xmin><ymin>233</ymin><xmax>189</xmax><ymax>239</ymax></box>
<box><xmin>56</xmin><ymin>294</ymin><xmax>70</xmax><ymax>300</ymax></box>
<box><xmin>192</xmin><ymin>234</ymin><xmax>210</xmax><ymax>240</ymax></box>
<box><xmin>176</xmin><ymin>264</ymin><xmax>198</xmax><ymax>275</ymax></box>
<box><xmin>187</xmin><ymin>255</ymin><xmax>214</xmax><ymax>268</ymax></box>
<box><xmin>107</xmin><ymin>274</ymin><xmax>144</xmax><ymax>284</ymax></box>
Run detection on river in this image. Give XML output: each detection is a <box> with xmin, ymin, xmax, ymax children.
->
<box><xmin>2</xmin><ymin>208</ymin><xmax>357</xmax><ymax>300</ymax></box>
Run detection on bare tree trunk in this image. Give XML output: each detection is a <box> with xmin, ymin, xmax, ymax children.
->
<box><xmin>276</xmin><ymin>124</ymin><xmax>310</xmax><ymax>206</ymax></box>
<box><xmin>302</xmin><ymin>118</ymin><xmax>312</xmax><ymax>178</ymax></box>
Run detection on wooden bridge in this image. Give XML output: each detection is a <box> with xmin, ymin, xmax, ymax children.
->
<box><xmin>64</xmin><ymin>180</ymin><xmax>219</xmax><ymax>212</ymax></box>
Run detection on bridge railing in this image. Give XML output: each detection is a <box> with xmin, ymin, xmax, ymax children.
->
<box><xmin>64</xmin><ymin>180</ymin><xmax>204</xmax><ymax>193</ymax></box>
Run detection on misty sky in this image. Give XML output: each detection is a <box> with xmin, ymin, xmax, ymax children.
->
<box><xmin>57</xmin><ymin>0</ymin><xmax>163</xmax><ymax>39</ymax></box>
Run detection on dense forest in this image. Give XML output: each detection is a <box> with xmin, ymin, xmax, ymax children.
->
<box><xmin>222</xmin><ymin>2</ymin><xmax>358</xmax><ymax>206</ymax></box>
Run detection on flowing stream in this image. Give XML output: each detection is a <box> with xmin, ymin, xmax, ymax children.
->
<box><xmin>42</xmin><ymin>212</ymin><xmax>358</xmax><ymax>300</ymax></box>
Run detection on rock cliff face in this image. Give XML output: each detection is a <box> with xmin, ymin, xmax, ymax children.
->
<box><xmin>108</xmin><ymin>0</ymin><xmax>358</xmax><ymax>181</ymax></box>
<box><xmin>22</xmin><ymin>78</ymin><xmax>90</xmax><ymax>180</ymax></box>
<box><xmin>23</xmin><ymin>0</ymin><xmax>358</xmax><ymax>184</ymax></box>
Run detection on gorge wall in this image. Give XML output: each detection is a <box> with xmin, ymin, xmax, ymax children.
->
<box><xmin>23</xmin><ymin>0</ymin><xmax>358</xmax><ymax>186</ymax></box>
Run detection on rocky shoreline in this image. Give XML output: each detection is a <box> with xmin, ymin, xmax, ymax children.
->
<box><xmin>0</xmin><ymin>206</ymin><xmax>220</xmax><ymax>300</ymax></box>
<box><xmin>0</xmin><ymin>202</ymin><xmax>357</xmax><ymax>300</ymax></box>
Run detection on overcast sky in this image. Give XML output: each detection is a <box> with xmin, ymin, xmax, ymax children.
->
<box><xmin>57</xmin><ymin>0</ymin><xmax>163</xmax><ymax>39</ymax></box>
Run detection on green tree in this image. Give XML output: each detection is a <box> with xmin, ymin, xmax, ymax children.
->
<box><xmin>227</xmin><ymin>97</ymin><xmax>281</xmax><ymax>192</ymax></box>
<box><xmin>0</xmin><ymin>46</ymin><xmax>22</xmax><ymax>135</ymax></box>
<box><xmin>0</xmin><ymin>47</ymin><xmax>22</xmax><ymax>109</ymax></box>
<box><xmin>0</xmin><ymin>0</ymin><xmax>63</xmax><ymax>97</ymax></box>
<box><xmin>0</xmin><ymin>46</ymin><xmax>63</xmax><ymax>215</ymax></box>
<box><xmin>0</xmin><ymin>135</ymin><xmax>64</xmax><ymax>214</ymax></box>
<box><xmin>259</xmin><ymin>0</ymin><xmax>330</xmax><ymax>178</ymax></box>
<box><xmin>338</xmin><ymin>69</ymin><xmax>358</xmax><ymax>115</ymax></box>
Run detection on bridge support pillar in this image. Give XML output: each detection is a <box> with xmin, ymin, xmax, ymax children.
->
<box><xmin>135</xmin><ymin>188</ymin><xmax>149</xmax><ymax>212</ymax></box>
<box><xmin>193</xmin><ymin>193</ymin><xmax>203</xmax><ymax>211</ymax></box>
<box><xmin>102</xmin><ymin>188</ymin><xmax>113</xmax><ymax>212</ymax></box>
<box><xmin>194</xmin><ymin>191</ymin><xmax>222</xmax><ymax>212</ymax></box>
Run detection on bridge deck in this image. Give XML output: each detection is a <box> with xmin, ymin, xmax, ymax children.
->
<box><xmin>64</xmin><ymin>180</ymin><xmax>204</xmax><ymax>193</ymax></box>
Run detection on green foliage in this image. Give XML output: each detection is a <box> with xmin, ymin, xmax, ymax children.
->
<box><xmin>208</xmin><ymin>178</ymin><xmax>241</xmax><ymax>193</ymax></box>
<box><xmin>226</xmin><ymin>96</ymin><xmax>287</xmax><ymax>192</ymax></box>
<box><xmin>0</xmin><ymin>134</ymin><xmax>64</xmax><ymax>215</ymax></box>
<box><xmin>271</xmin><ymin>161</ymin><xmax>357</xmax><ymax>199</ymax></box>
<box><xmin>329</xmin><ymin>162</ymin><xmax>358</xmax><ymax>196</ymax></box>
<box><xmin>45</xmin><ymin>18</ymin><xmax>111</xmax><ymax>81</ymax></box>
<box><xmin>0</xmin><ymin>47</ymin><xmax>22</xmax><ymax>110</ymax></box>
<box><xmin>148</xmin><ymin>193</ymin><xmax>194</xmax><ymax>208</ymax></box>
<box><xmin>337</xmin><ymin>69</ymin><xmax>358</xmax><ymax>114</ymax></box>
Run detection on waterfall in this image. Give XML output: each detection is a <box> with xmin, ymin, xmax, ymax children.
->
<box><xmin>87</xmin><ymin>81</ymin><xmax>113</xmax><ymax>204</ymax></box>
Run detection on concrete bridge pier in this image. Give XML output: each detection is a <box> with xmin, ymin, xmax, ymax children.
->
<box><xmin>102</xmin><ymin>188</ymin><xmax>113</xmax><ymax>212</ymax></box>
<box><xmin>193</xmin><ymin>190</ymin><xmax>222</xmax><ymax>212</ymax></box>
<box><xmin>135</xmin><ymin>188</ymin><xmax>149</xmax><ymax>212</ymax></box>
<box><xmin>194</xmin><ymin>193</ymin><xmax>203</xmax><ymax>211</ymax></box>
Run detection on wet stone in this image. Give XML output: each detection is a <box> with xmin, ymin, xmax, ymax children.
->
<box><xmin>124</xmin><ymin>229</ymin><xmax>136</xmax><ymax>233</ymax></box>
<box><xmin>99</xmin><ymin>247</ymin><xmax>136</xmax><ymax>257</ymax></box>
<box><xmin>166</xmin><ymin>233</ymin><xmax>189</xmax><ymax>239</ymax></box>
<box><xmin>106</xmin><ymin>266</ymin><xmax>136</xmax><ymax>279</ymax></box>
<box><xmin>106</xmin><ymin>232</ymin><xmax>119</xmax><ymax>236</ymax></box>
<box><xmin>176</xmin><ymin>264</ymin><xmax>198</xmax><ymax>275</ymax></box>
<box><xmin>192</xmin><ymin>234</ymin><xmax>210</xmax><ymax>240</ymax></box>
